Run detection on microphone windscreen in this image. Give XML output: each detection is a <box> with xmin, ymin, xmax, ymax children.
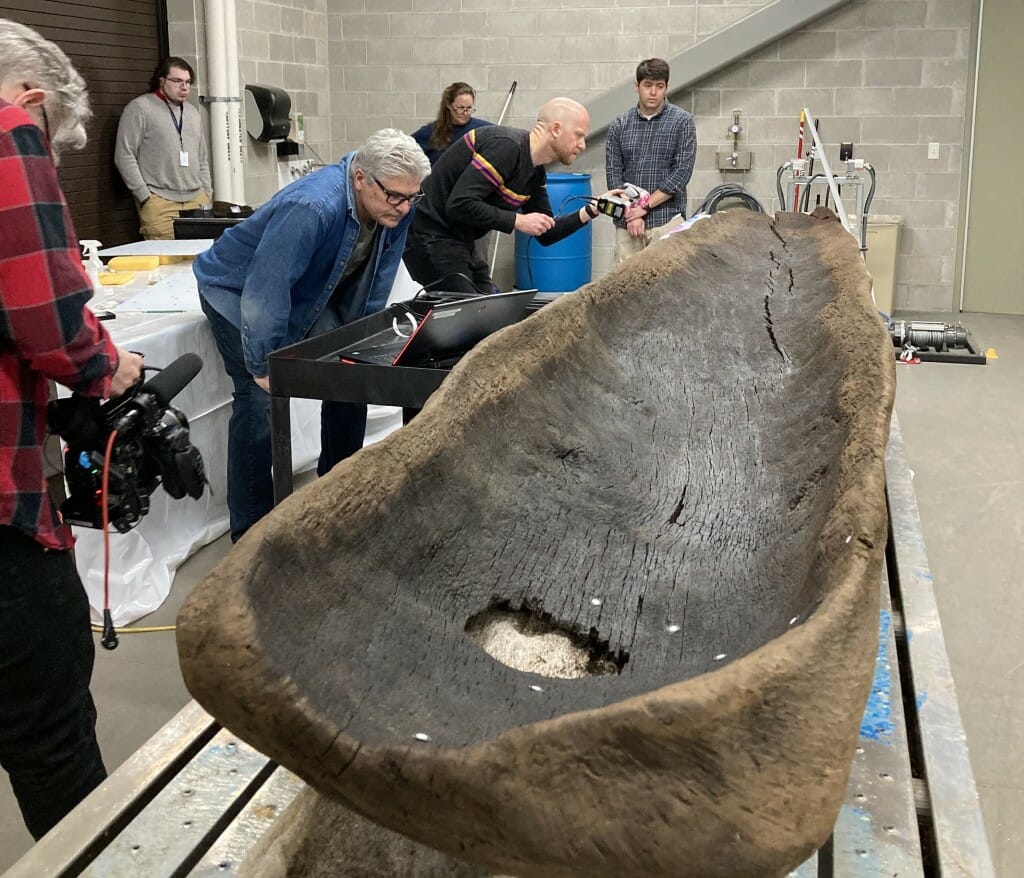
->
<box><xmin>140</xmin><ymin>353</ymin><xmax>203</xmax><ymax>407</ymax></box>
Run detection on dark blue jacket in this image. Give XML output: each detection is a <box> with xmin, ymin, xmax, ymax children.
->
<box><xmin>411</xmin><ymin>117</ymin><xmax>491</xmax><ymax>165</ymax></box>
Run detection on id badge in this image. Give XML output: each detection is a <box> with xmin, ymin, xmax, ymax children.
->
<box><xmin>179</xmin><ymin>150</ymin><xmax>190</xmax><ymax>167</ymax></box>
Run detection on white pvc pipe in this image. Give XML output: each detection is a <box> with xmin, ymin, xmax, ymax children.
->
<box><xmin>803</xmin><ymin>107</ymin><xmax>854</xmax><ymax>237</ymax></box>
<box><xmin>205</xmin><ymin>0</ymin><xmax>230</xmax><ymax>201</ymax></box>
<box><xmin>958</xmin><ymin>0</ymin><xmax>983</xmax><ymax>312</ymax></box>
<box><xmin>223</xmin><ymin>0</ymin><xmax>245</xmax><ymax>205</ymax></box>
<box><xmin>490</xmin><ymin>81</ymin><xmax>518</xmax><ymax>276</ymax></box>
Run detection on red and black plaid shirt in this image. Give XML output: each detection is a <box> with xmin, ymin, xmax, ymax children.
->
<box><xmin>1</xmin><ymin>99</ymin><xmax>117</xmax><ymax>550</ymax></box>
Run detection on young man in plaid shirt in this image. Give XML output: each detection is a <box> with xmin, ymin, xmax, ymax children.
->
<box><xmin>605</xmin><ymin>58</ymin><xmax>697</xmax><ymax>265</ymax></box>
<box><xmin>0</xmin><ymin>19</ymin><xmax>143</xmax><ymax>840</ymax></box>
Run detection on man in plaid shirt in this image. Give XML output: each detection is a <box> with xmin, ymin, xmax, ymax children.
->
<box><xmin>605</xmin><ymin>58</ymin><xmax>697</xmax><ymax>265</ymax></box>
<box><xmin>0</xmin><ymin>19</ymin><xmax>143</xmax><ymax>840</ymax></box>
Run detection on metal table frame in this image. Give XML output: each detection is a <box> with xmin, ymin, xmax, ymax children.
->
<box><xmin>266</xmin><ymin>304</ymin><xmax>451</xmax><ymax>503</ymax></box>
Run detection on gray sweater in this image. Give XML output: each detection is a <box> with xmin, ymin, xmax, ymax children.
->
<box><xmin>114</xmin><ymin>92</ymin><xmax>212</xmax><ymax>203</ymax></box>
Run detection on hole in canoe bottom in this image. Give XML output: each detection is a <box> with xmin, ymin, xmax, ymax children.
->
<box><xmin>465</xmin><ymin>601</ymin><xmax>629</xmax><ymax>680</ymax></box>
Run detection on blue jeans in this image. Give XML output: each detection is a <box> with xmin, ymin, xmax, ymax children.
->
<box><xmin>200</xmin><ymin>297</ymin><xmax>367</xmax><ymax>542</ymax></box>
<box><xmin>0</xmin><ymin>526</ymin><xmax>107</xmax><ymax>839</ymax></box>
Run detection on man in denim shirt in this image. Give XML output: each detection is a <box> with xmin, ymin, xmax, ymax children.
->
<box><xmin>194</xmin><ymin>129</ymin><xmax>430</xmax><ymax>541</ymax></box>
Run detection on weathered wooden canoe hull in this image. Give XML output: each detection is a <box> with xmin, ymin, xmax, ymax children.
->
<box><xmin>178</xmin><ymin>209</ymin><xmax>896</xmax><ymax>877</ymax></box>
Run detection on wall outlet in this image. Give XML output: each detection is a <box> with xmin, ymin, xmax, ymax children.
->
<box><xmin>928</xmin><ymin>142</ymin><xmax>940</xmax><ymax>160</ymax></box>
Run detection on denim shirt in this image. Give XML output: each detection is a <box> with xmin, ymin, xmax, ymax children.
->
<box><xmin>193</xmin><ymin>152</ymin><xmax>412</xmax><ymax>376</ymax></box>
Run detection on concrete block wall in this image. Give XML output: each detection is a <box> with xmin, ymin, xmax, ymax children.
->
<box><xmin>233</xmin><ymin>0</ymin><xmax>332</xmax><ymax>204</ymax></box>
<box><xmin>684</xmin><ymin>0</ymin><xmax>973</xmax><ymax>312</ymax></box>
<box><xmin>322</xmin><ymin>0</ymin><xmax>974</xmax><ymax>309</ymax></box>
<box><xmin>170</xmin><ymin>0</ymin><xmax>975</xmax><ymax>311</ymax></box>
<box><xmin>167</xmin><ymin>0</ymin><xmax>333</xmax><ymax>206</ymax></box>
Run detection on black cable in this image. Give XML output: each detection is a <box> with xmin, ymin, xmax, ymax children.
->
<box><xmin>801</xmin><ymin>174</ymin><xmax>826</xmax><ymax>212</ymax></box>
<box><xmin>518</xmin><ymin>191</ymin><xmax>584</xmax><ymax>292</ymax></box>
<box><xmin>412</xmin><ymin>272</ymin><xmax>490</xmax><ymax>300</ymax></box>
<box><xmin>806</xmin><ymin>119</ymin><xmax>819</xmax><ymax>180</ymax></box>
<box><xmin>522</xmin><ymin>235</ymin><xmax>535</xmax><ymax>290</ymax></box>
<box><xmin>561</xmin><ymin>194</ymin><xmax>595</xmax><ymax>211</ymax></box>
<box><xmin>776</xmin><ymin>164</ymin><xmax>788</xmax><ymax>211</ymax></box>
<box><xmin>302</xmin><ymin>142</ymin><xmax>328</xmax><ymax>168</ymax></box>
<box><xmin>695</xmin><ymin>184</ymin><xmax>765</xmax><ymax>215</ymax></box>
<box><xmin>861</xmin><ymin>164</ymin><xmax>877</xmax><ymax>254</ymax></box>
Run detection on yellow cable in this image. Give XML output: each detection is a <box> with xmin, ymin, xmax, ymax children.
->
<box><xmin>91</xmin><ymin>624</ymin><xmax>176</xmax><ymax>634</ymax></box>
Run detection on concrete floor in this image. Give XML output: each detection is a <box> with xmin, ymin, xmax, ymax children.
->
<box><xmin>0</xmin><ymin>530</ymin><xmax>232</xmax><ymax>872</ymax></box>
<box><xmin>891</xmin><ymin>311</ymin><xmax>1023</xmax><ymax>878</ymax></box>
<box><xmin>1</xmin><ymin>311</ymin><xmax>1020</xmax><ymax>875</ymax></box>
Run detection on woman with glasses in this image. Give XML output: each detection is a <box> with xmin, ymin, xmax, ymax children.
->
<box><xmin>114</xmin><ymin>56</ymin><xmax>212</xmax><ymax>239</ymax></box>
<box><xmin>411</xmin><ymin>81</ymin><xmax>492</xmax><ymax>166</ymax></box>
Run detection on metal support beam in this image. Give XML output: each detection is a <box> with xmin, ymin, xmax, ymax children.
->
<box><xmin>586</xmin><ymin>0</ymin><xmax>853</xmax><ymax>138</ymax></box>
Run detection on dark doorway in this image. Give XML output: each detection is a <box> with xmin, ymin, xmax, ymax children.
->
<box><xmin>4</xmin><ymin>2</ymin><xmax>168</xmax><ymax>245</ymax></box>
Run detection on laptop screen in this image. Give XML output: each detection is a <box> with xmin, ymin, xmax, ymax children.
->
<box><xmin>338</xmin><ymin>289</ymin><xmax>537</xmax><ymax>368</ymax></box>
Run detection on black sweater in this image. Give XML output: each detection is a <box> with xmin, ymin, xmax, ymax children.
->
<box><xmin>411</xmin><ymin>126</ymin><xmax>586</xmax><ymax>247</ymax></box>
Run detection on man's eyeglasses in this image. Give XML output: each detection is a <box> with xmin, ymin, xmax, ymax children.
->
<box><xmin>164</xmin><ymin>76</ymin><xmax>192</xmax><ymax>87</ymax></box>
<box><xmin>451</xmin><ymin>105</ymin><xmax>475</xmax><ymax>115</ymax></box>
<box><xmin>372</xmin><ymin>175</ymin><xmax>424</xmax><ymax>207</ymax></box>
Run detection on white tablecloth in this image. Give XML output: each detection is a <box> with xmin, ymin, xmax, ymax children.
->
<box><xmin>75</xmin><ymin>261</ymin><xmax>416</xmax><ymax>625</ymax></box>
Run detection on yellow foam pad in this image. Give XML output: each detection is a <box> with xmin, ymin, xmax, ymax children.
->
<box><xmin>108</xmin><ymin>255</ymin><xmax>160</xmax><ymax>271</ymax></box>
<box><xmin>159</xmin><ymin>255</ymin><xmax>187</xmax><ymax>265</ymax></box>
<box><xmin>97</xmin><ymin>271</ymin><xmax>135</xmax><ymax>286</ymax></box>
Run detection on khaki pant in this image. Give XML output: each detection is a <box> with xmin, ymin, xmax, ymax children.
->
<box><xmin>137</xmin><ymin>192</ymin><xmax>211</xmax><ymax>240</ymax></box>
<box><xmin>613</xmin><ymin>214</ymin><xmax>685</xmax><ymax>265</ymax></box>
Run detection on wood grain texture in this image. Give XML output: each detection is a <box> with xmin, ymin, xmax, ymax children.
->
<box><xmin>177</xmin><ymin>209</ymin><xmax>896</xmax><ymax>878</ymax></box>
<box><xmin>21</xmin><ymin>3</ymin><xmax>164</xmax><ymax>245</ymax></box>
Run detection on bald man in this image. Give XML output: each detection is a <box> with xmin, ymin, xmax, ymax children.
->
<box><xmin>404</xmin><ymin>97</ymin><xmax>621</xmax><ymax>295</ymax></box>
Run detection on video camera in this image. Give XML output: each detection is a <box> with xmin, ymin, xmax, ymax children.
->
<box><xmin>47</xmin><ymin>353</ymin><xmax>207</xmax><ymax>533</ymax></box>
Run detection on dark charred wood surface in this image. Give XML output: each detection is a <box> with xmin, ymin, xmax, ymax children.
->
<box><xmin>178</xmin><ymin>209</ymin><xmax>896</xmax><ymax>878</ymax></box>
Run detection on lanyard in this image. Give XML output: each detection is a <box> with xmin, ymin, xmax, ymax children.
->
<box><xmin>158</xmin><ymin>92</ymin><xmax>184</xmax><ymax>148</ymax></box>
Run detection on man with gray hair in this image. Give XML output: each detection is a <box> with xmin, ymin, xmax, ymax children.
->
<box><xmin>1</xmin><ymin>19</ymin><xmax>144</xmax><ymax>840</ymax></box>
<box><xmin>194</xmin><ymin>128</ymin><xmax>430</xmax><ymax>540</ymax></box>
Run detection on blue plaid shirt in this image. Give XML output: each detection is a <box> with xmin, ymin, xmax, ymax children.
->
<box><xmin>605</xmin><ymin>102</ymin><xmax>696</xmax><ymax>230</ymax></box>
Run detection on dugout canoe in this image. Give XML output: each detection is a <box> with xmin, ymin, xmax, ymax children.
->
<box><xmin>177</xmin><ymin>208</ymin><xmax>896</xmax><ymax>878</ymax></box>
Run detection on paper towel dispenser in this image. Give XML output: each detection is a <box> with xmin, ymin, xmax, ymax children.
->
<box><xmin>244</xmin><ymin>84</ymin><xmax>291</xmax><ymax>142</ymax></box>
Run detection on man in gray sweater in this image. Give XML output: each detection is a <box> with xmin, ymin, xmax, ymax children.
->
<box><xmin>115</xmin><ymin>57</ymin><xmax>212</xmax><ymax>239</ymax></box>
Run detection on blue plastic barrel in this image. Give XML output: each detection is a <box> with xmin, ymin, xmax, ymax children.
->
<box><xmin>514</xmin><ymin>172</ymin><xmax>592</xmax><ymax>293</ymax></box>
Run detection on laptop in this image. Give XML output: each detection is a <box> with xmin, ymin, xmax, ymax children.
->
<box><xmin>338</xmin><ymin>289</ymin><xmax>537</xmax><ymax>368</ymax></box>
